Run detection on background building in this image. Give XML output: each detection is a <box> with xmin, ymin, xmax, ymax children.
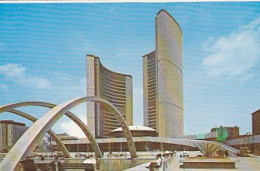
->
<box><xmin>143</xmin><ymin>10</ymin><xmax>183</xmax><ymax>138</ymax></box>
<box><xmin>211</xmin><ymin>126</ymin><xmax>240</xmax><ymax>140</ymax></box>
<box><xmin>56</xmin><ymin>133</ymin><xmax>78</xmax><ymax>141</ymax></box>
<box><xmin>0</xmin><ymin>120</ymin><xmax>27</xmax><ymax>150</ymax></box>
<box><xmin>252</xmin><ymin>109</ymin><xmax>260</xmax><ymax>135</ymax></box>
<box><xmin>87</xmin><ymin>55</ymin><xmax>133</xmax><ymax>138</ymax></box>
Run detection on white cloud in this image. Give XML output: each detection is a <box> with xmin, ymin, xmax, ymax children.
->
<box><xmin>0</xmin><ymin>63</ymin><xmax>53</xmax><ymax>89</ymax></box>
<box><xmin>0</xmin><ymin>63</ymin><xmax>25</xmax><ymax>77</ymax></box>
<box><xmin>59</xmin><ymin>118</ymin><xmax>86</xmax><ymax>138</ymax></box>
<box><xmin>202</xmin><ymin>16</ymin><xmax>260</xmax><ymax>77</ymax></box>
<box><xmin>46</xmin><ymin>71</ymin><xmax>72</xmax><ymax>81</ymax></box>
<box><xmin>58</xmin><ymin>105</ymin><xmax>87</xmax><ymax>138</ymax></box>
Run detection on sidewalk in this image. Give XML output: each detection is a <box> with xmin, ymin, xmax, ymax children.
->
<box><xmin>125</xmin><ymin>156</ymin><xmax>260</xmax><ymax>171</ymax></box>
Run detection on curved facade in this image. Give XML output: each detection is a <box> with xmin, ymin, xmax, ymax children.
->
<box><xmin>143</xmin><ymin>10</ymin><xmax>183</xmax><ymax>138</ymax></box>
<box><xmin>87</xmin><ymin>55</ymin><xmax>133</xmax><ymax>138</ymax></box>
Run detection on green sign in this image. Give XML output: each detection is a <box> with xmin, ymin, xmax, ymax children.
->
<box><xmin>216</xmin><ymin>127</ymin><xmax>228</xmax><ymax>142</ymax></box>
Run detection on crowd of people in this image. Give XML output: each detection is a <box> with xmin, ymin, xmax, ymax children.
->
<box><xmin>17</xmin><ymin>152</ymin><xmax>97</xmax><ymax>171</ymax></box>
<box><xmin>74</xmin><ymin>152</ymin><xmax>96</xmax><ymax>159</ymax></box>
<box><xmin>17</xmin><ymin>154</ymin><xmax>96</xmax><ymax>171</ymax></box>
<box><xmin>19</xmin><ymin>152</ymin><xmax>66</xmax><ymax>160</ymax></box>
<box><xmin>106</xmin><ymin>152</ymin><xmax>128</xmax><ymax>158</ymax></box>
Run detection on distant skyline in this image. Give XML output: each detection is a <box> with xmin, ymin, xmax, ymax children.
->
<box><xmin>0</xmin><ymin>2</ymin><xmax>260</xmax><ymax>137</ymax></box>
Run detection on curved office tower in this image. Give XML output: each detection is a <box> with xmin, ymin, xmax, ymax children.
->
<box><xmin>87</xmin><ymin>55</ymin><xmax>133</xmax><ymax>138</ymax></box>
<box><xmin>143</xmin><ymin>10</ymin><xmax>183</xmax><ymax>138</ymax></box>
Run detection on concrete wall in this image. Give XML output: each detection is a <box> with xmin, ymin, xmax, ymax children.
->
<box><xmin>143</xmin><ymin>55</ymin><xmax>149</xmax><ymax>127</ymax></box>
<box><xmin>87</xmin><ymin>55</ymin><xmax>96</xmax><ymax>137</ymax></box>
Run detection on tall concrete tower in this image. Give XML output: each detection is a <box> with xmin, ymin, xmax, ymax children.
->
<box><xmin>143</xmin><ymin>10</ymin><xmax>183</xmax><ymax>138</ymax></box>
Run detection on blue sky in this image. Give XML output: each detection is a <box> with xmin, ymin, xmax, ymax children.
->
<box><xmin>0</xmin><ymin>2</ymin><xmax>260</xmax><ymax>137</ymax></box>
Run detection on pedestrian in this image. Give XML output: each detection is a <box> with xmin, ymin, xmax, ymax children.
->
<box><xmin>146</xmin><ymin>154</ymin><xmax>163</xmax><ymax>170</ymax></box>
<box><xmin>225</xmin><ymin>151</ymin><xmax>229</xmax><ymax>157</ymax></box>
<box><xmin>163</xmin><ymin>153</ymin><xmax>169</xmax><ymax>170</ymax></box>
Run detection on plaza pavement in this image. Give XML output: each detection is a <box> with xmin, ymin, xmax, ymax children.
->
<box><xmin>124</xmin><ymin>156</ymin><xmax>260</xmax><ymax>171</ymax></box>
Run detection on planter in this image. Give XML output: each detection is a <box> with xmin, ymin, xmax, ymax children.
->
<box><xmin>182</xmin><ymin>159</ymin><xmax>235</xmax><ymax>169</ymax></box>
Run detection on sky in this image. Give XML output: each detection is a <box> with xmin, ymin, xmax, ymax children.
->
<box><xmin>0</xmin><ymin>2</ymin><xmax>260</xmax><ymax>138</ymax></box>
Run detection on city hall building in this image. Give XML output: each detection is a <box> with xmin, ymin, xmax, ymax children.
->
<box><xmin>87</xmin><ymin>55</ymin><xmax>133</xmax><ymax>138</ymax></box>
<box><xmin>143</xmin><ymin>10</ymin><xmax>183</xmax><ymax>138</ymax></box>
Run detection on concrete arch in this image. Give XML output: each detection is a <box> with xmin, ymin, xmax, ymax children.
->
<box><xmin>5</xmin><ymin>108</ymin><xmax>71</xmax><ymax>158</ymax></box>
<box><xmin>0</xmin><ymin>101</ymin><xmax>102</xmax><ymax>158</ymax></box>
<box><xmin>0</xmin><ymin>96</ymin><xmax>137</xmax><ymax>171</ymax></box>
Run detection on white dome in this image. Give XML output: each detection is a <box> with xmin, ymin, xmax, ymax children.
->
<box><xmin>111</xmin><ymin>126</ymin><xmax>155</xmax><ymax>132</ymax></box>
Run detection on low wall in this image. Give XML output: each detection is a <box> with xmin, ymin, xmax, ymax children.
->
<box><xmin>182</xmin><ymin>159</ymin><xmax>235</xmax><ymax>169</ymax></box>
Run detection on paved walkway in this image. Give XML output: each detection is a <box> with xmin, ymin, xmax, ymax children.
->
<box><xmin>125</xmin><ymin>156</ymin><xmax>260</xmax><ymax>171</ymax></box>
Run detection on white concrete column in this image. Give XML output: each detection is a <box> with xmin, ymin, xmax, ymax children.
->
<box><xmin>87</xmin><ymin>55</ymin><xmax>96</xmax><ymax>137</ymax></box>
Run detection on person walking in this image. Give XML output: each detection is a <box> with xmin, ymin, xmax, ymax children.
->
<box><xmin>162</xmin><ymin>152</ymin><xmax>169</xmax><ymax>170</ymax></box>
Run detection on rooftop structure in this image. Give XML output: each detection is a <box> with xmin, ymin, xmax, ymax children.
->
<box><xmin>108</xmin><ymin>126</ymin><xmax>158</xmax><ymax>137</ymax></box>
<box><xmin>111</xmin><ymin>125</ymin><xmax>155</xmax><ymax>132</ymax></box>
<box><xmin>57</xmin><ymin>136</ymin><xmax>239</xmax><ymax>155</ymax></box>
